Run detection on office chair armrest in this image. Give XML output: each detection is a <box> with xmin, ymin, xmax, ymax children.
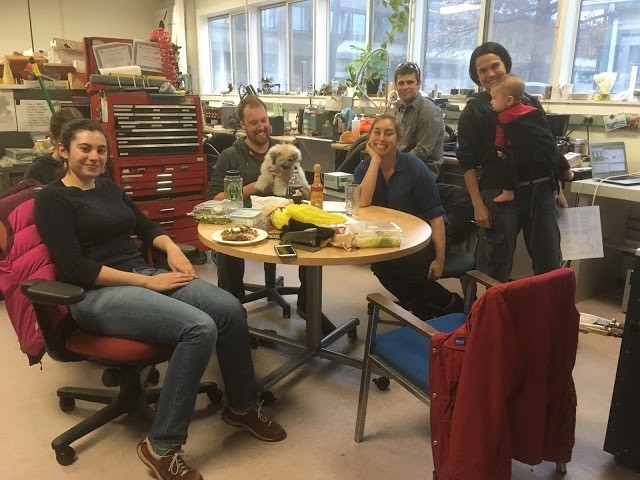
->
<box><xmin>366</xmin><ymin>292</ymin><xmax>441</xmax><ymax>339</ymax></box>
<box><xmin>21</xmin><ymin>279</ymin><xmax>86</xmax><ymax>305</ymax></box>
<box><xmin>177</xmin><ymin>242</ymin><xmax>198</xmax><ymax>259</ymax></box>
<box><xmin>465</xmin><ymin>270</ymin><xmax>501</xmax><ymax>289</ymax></box>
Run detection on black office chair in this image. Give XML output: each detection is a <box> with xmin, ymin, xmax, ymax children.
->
<box><xmin>336</xmin><ymin>135</ymin><xmax>368</xmax><ymax>174</ymax></box>
<box><xmin>438</xmin><ymin>184</ymin><xmax>478</xmax><ymax>282</ymax></box>
<box><xmin>242</xmin><ymin>264</ymin><xmax>300</xmax><ymax>318</ymax></box>
<box><xmin>203</xmin><ymin>132</ymin><xmax>237</xmax><ymax>180</ymax></box>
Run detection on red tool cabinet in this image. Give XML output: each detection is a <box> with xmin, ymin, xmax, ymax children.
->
<box><xmin>91</xmin><ymin>92</ymin><xmax>207</xmax><ymax>255</ymax></box>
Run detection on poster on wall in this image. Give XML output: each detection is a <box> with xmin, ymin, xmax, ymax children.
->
<box><xmin>15</xmin><ymin>99</ymin><xmax>52</xmax><ymax>132</ymax></box>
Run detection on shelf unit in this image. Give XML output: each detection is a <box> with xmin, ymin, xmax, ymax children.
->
<box><xmin>91</xmin><ymin>92</ymin><xmax>207</xmax><ymax>252</ymax></box>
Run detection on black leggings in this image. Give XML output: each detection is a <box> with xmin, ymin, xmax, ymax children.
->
<box><xmin>371</xmin><ymin>245</ymin><xmax>453</xmax><ymax>319</ymax></box>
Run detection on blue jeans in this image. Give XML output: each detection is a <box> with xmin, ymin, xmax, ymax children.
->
<box><xmin>69</xmin><ymin>267</ymin><xmax>258</xmax><ymax>447</ymax></box>
<box><xmin>481</xmin><ymin>180</ymin><xmax>561</xmax><ymax>282</ymax></box>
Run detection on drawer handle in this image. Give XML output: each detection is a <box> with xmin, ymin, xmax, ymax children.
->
<box><xmin>159</xmin><ymin>220</ymin><xmax>175</xmax><ymax>225</ymax></box>
<box><xmin>157</xmin><ymin>180</ymin><xmax>173</xmax><ymax>185</ymax></box>
<box><xmin>157</xmin><ymin>173</ymin><xmax>173</xmax><ymax>178</ymax></box>
<box><xmin>159</xmin><ymin>208</ymin><xmax>175</xmax><ymax>212</ymax></box>
<box><xmin>157</xmin><ymin>188</ymin><xmax>172</xmax><ymax>192</ymax></box>
<box><xmin>180</xmin><ymin>165</ymin><xmax>190</xmax><ymax>171</ymax></box>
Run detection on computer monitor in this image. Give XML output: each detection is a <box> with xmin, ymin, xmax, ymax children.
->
<box><xmin>590</xmin><ymin>142</ymin><xmax>628</xmax><ymax>179</ymax></box>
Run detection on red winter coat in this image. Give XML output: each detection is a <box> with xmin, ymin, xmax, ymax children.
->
<box><xmin>0</xmin><ymin>181</ymin><xmax>67</xmax><ymax>364</ymax></box>
<box><xmin>430</xmin><ymin>268</ymin><xmax>579</xmax><ymax>480</ymax></box>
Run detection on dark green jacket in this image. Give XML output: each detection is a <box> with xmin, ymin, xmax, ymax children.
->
<box><xmin>23</xmin><ymin>153</ymin><xmax>63</xmax><ymax>185</ymax></box>
<box><xmin>205</xmin><ymin>137</ymin><xmax>277</xmax><ymax>202</ymax></box>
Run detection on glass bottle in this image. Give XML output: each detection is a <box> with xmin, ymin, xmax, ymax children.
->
<box><xmin>223</xmin><ymin>170</ymin><xmax>243</xmax><ymax>211</ymax></box>
<box><xmin>287</xmin><ymin>168</ymin><xmax>303</xmax><ymax>198</ymax></box>
<box><xmin>310</xmin><ymin>164</ymin><xmax>324</xmax><ymax>209</ymax></box>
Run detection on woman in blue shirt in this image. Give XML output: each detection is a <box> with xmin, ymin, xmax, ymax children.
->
<box><xmin>354</xmin><ymin>114</ymin><xmax>463</xmax><ymax>319</ymax></box>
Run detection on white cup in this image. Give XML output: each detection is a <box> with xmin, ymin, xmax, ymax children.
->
<box><xmin>559</xmin><ymin>84</ymin><xmax>574</xmax><ymax>99</ymax></box>
<box><xmin>344</xmin><ymin>184</ymin><xmax>361</xmax><ymax>217</ymax></box>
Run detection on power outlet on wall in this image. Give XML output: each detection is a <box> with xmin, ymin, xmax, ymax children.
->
<box><xmin>582</xmin><ymin>115</ymin><xmax>594</xmax><ymax>124</ymax></box>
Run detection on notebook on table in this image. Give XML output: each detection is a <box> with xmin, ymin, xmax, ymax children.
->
<box><xmin>590</xmin><ymin>142</ymin><xmax>640</xmax><ymax>185</ymax></box>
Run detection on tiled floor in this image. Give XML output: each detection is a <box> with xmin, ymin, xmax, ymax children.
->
<box><xmin>2</xmin><ymin>256</ymin><xmax>639</xmax><ymax>479</ymax></box>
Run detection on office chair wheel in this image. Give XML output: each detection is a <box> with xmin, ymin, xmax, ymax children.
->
<box><xmin>147</xmin><ymin>367</ymin><xmax>160</xmax><ymax>386</ymax></box>
<box><xmin>101</xmin><ymin>368</ymin><xmax>120</xmax><ymax>387</ymax></box>
<box><xmin>250</xmin><ymin>337</ymin><xmax>260</xmax><ymax>349</ymax></box>
<box><xmin>55</xmin><ymin>445</ymin><xmax>76</xmax><ymax>466</ymax></box>
<box><xmin>347</xmin><ymin>327</ymin><xmax>358</xmax><ymax>340</ymax></box>
<box><xmin>275</xmin><ymin>275</ymin><xmax>285</xmax><ymax>287</ymax></box>
<box><xmin>555</xmin><ymin>462</ymin><xmax>567</xmax><ymax>475</ymax></box>
<box><xmin>373</xmin><ymin>376</ymin><xmax>390</xmax><ymax>391</ymax></box>
<box><xmin>193</xmin><ymin>251</ymin><xmax>208</xmax><ymax>265</ymax></box>
<box><xmin>260</xmin><ymin>390</ymin><xmax>277</xmax><ymax>405</ymax></box>
<box><xmin>59</xmin><ymin>397</ymin><xmax>75</xmax><ymax>412</ymax></box>
<box><xmin>207</xmin><ymin>388</ymin><xmax>224</xmax><ymax>405</ymax></box>
<box><xmin>282</xmin><ymin>304</ymin><xmax>291</xmax><ymax>318</ymax></box>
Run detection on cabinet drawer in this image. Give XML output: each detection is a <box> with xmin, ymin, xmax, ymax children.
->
<box><xmin>163</xmin><ymin>226</ymin><xmax>199</xmax><ymax>244</ymax></box>
<box><xmin>124</xmin><ymin>184</ymin><xmax>203</xmax><ymax>198</ymax></box>
<box><xmin>121</xmin><ymin>177</ymin><xmax>203</xmax><ymax>191</ymax></box>
<box><xmin>138</xmin><ymin>198</ymin><xmax>201</xmax><ymax>220</ymax></box>
<box><xmin>156</xmin><ymin>216</ymin><xmax>197</xmax><ymax>230</ymax></box>
<box><xmin>120</xmin><ymin>163</ymin><xmax>204</xmax><ymax>182</ymax></box>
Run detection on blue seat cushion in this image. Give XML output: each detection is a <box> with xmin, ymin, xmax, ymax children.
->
<box><xmin>373</xmin><ymin>313</ymin><xmax>467</xmax><ymax>393</ymax></box>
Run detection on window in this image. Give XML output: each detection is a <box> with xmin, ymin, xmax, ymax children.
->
<box><xmin>290</xmin><ymin>0</ymin><xmax>314</xmax><ymax>92</ymax></box>
<box><xmin>231</xmin><ymin>14</ymin><xmax>249</xmax><ymax>89</ymax></box>
<box><xmin>207</xmin><ymin>14</ymin><xmax>248</xmax><ymax>92</ymax></box>
<box><xmin>371</xmin><ymin>0</ymin><xmax>409</xmax><ymax>84</ymax></box>
<box><xmin>423</xmin><ymin>0</ymin><xmax>480</xmax><ymax>93</ymax></box>
<box><xmin>329</xmin><ymin>0</ymin><xmax>367</xmax><ymax>81</ymax></box>
<box><xmin>261</xmin><ymin>5</ymin><xmax>287</xmax><ymax>87</ymax></box>
<box><xmin>572</xmin><ymin>0</ymin><xmax>640</xmax><ymax>93</ymax></box>
<box><xmin>208</xmin><ymin>17</ymin><xmax>231</xmax><ymax>92</ymax></box>
<box><xmin>489</xmin><ymin>0</ymin><xmax>557</xmax><ymax>86</ymax></box>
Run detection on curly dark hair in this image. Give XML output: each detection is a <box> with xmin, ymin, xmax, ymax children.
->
<box><xmin>468</xmin><ymin>42</ymin><xmax>512</xmax><ymax>86</ymax></box>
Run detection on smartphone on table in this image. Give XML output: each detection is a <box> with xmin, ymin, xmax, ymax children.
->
<box><xmin>274</xmin><ymin>244</ymin><xmax>297</xmax><ymax>258</ymax></box>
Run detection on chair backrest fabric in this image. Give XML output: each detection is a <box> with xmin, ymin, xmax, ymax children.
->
<box><xmin>429</xmin><ymin>268</ymin><xmax>579</xmax><ymax>480</ymax></box>
<box><xmin>0</xmin><ymin>182</ymin><xmax>68</xmax><ymax>364</ymax></box>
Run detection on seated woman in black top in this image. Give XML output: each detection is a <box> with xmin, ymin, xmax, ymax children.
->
<box><xmin>34</xmin><ymin>119</ymin><xmax>286</xmax><ymax>480</ymax></box>
<box><xmin>354</xmin><ymin>114</ymin><xmax>463</xmax><ymax>320</ymax></box>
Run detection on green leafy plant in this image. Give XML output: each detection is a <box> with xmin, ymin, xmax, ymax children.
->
<box><xmin>344</xmin><ymin>0</ymin><xmax>410</xmax><ymax>92</ymax></box>
<box><xmin>345</xmin><ymin>44</ymin><xmax>387</xmax><ymax>89</ymax></box>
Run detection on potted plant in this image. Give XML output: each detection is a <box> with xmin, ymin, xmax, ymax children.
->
<box><xmin>345</xmin><ymin>44</ymin><xmax>388</xmax><ymax>96</ymax></box>
<box><xmin>343</xmin><ymin>0</ymin><xmax>410</xmax><ymax>96</ymax></box>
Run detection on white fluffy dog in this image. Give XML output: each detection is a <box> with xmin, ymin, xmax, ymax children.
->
<box><xmin>255</xmin><ymin>143</ymin><xmax>309</xmax><ymax>197</ymax></box>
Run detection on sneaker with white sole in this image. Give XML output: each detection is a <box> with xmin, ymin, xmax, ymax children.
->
<box><xmin>137</xmin><ymin>437</ymin><xmax>203</xmax><ymax>480</ymax></box>
<box><xmin>221</xmin><ymin>402</ymin><xmax>287</xmax><ymax>442</ymax></box>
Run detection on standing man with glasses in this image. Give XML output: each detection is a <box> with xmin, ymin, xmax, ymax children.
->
<box><xmin>393</xmin><ymin>62</ymin><xmax>445</xmax><ymax>179</ymax></box>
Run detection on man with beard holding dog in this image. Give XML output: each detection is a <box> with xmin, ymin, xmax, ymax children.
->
<box><xmin>206</xmin><ymin>96</ymin><xmax>336</xmax><ymax>335</ymax></box>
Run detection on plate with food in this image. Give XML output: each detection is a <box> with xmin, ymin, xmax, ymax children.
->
<box><xmin>212</xmin><ymin>226</ymin><xmax>268</xmax><ymax>245</ymax></box>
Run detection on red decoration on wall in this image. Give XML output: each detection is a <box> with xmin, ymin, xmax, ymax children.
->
<box><xmin>149</xmin><ymin>28</ymin><xmax>177</xmax><ymax>83</ymax></box>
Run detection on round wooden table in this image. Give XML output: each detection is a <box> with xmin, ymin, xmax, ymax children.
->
<box><xmin>198</xmin><ymin>205</ymin><xmax>431</xmax><ymax>389</ymax></box>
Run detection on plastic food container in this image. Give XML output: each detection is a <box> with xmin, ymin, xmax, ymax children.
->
<box><xmin>189</xmin><ymin>200</ymin><xmax>236</xmax><ymax>224</ymax></box>
<box><xmin>349</xmin><ymin>221</ymin><xmax>403</xmax><ymax>248</ymax></box>
<box><xmin>229</xmin><ymin>208</ymin><xmax>263</xmax><ymax>227</ymax></box>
